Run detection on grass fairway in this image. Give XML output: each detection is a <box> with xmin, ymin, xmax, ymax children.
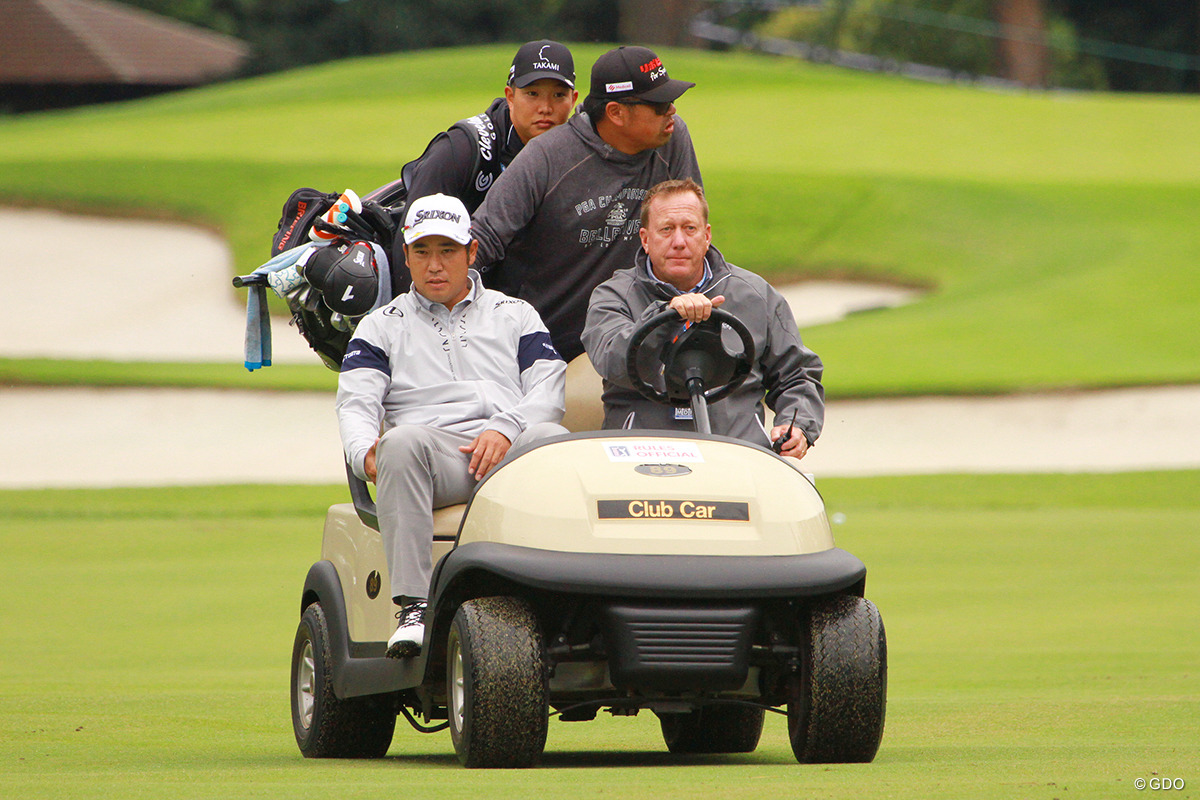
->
<box><xmin>1</xmin><ymin>45</ymin><xmax>1199</xmax><ymax>395</ymax></box>
<box><xmin>2</xmin><ymin>474</ymin><xmax>1196</xmax><ymax>799</ymax></box>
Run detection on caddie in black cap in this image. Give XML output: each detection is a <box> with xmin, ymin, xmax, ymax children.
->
<box><xmin>509</xmin><ymin>40</ymin><xmax>575</xmax><ymax>89</ymax></box>
<box><xmin>382</xmin><ymin>41</ymin><xmax>577</xmax><ymax>295</ymax></box>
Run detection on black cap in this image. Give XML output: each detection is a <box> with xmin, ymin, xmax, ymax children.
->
<box><xmin>509</xmin><ymin>40</ymin><xmax>575</xmax><ymax>89</ymax></box>
<box><xmin>588</xmin><ymin>46</ymin><xmax>695</xmax><ymax>103</ymax></box>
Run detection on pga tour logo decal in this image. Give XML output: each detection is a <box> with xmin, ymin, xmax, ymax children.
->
<box><xmin>603</xmin><ymin>441</ymin><xmax>704</xmax><ymax>463</ymax></box>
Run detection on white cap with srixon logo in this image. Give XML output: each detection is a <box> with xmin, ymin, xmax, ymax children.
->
<box><xmin>403</xmin><ymin>193</ymin><xmax>472</xmax><ymax>245</ymax></box>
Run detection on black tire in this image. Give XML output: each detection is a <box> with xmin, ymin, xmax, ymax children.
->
<box><xmin>447</xmin><ymin>596</ymin><xmax>548</xmax><ymax>768</ymax></box>
<box><xmin>291</xmin><ymin>603</ymin><xmax>396</xmax><ymax>758</ymax></box>
<box><xmin>788</xmin><ymin>595</ymin><xmax>887</xmax><ymax>763</ymax></box>
<box><xmin>659</xmin><ymin>704</ymin><xmax>765</xmax><ymax>754</ymax></box>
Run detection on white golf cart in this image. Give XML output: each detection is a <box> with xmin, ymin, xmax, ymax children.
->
<box><xmin>290</xmin><ymin>308</ymin><xmax>886</xmax><ymax>767</ymax></box>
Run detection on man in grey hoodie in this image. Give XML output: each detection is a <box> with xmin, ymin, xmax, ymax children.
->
<box><xmin>582</xmin><ymin>179</ymin><xmax>824</xmax><ymax>459</ymax></box>
<box><xmin>471</xmin><ymin>46</ymin><xmax>703</xmax><ymax>361</ymax></box>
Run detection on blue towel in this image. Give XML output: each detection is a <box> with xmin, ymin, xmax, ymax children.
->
<box><xmin>242</xmin><ymin>246</ymin><xmax>313</xmax><ymax>371</ymax></box>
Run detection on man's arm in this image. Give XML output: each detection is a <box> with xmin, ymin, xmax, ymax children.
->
<box><xmin>484</xmin><ymin>304</ymin><xmax>567</xmax><ymax>442</ymax></box>
<box><xmin>760</xmin><ymin>290</ymin><xmax>825</xmax><ymax>449</ymax></box>
<box><xmin>335</xmin><ymin>317</ymin><xmax>391</xmax><ymax>481</ymax></box>
<box><xmin>470</xmin><ymin>137</ymin><xmax>553</xmax><ymax>274</ymax></box>
<box><xmin>460</xmin><ymin>308</ymin><xmax>565</xmax><ymax>481</ymax></box>
<box><xmin>581</xmin><ymin>279</ymin><xmax>672</xmax><ymax>391</ymax></box>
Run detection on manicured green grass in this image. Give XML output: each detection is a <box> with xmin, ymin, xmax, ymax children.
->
<box><xmin>1</xmin><ymin>45</ymin><xmax>1198</xmax><ymax>395</ymax></box>
<box><xmin>2</xmin><ymin>473</ymin><xmax>1196</xmax><ymax>798</ymax></box>
<box><xmin>0</xmin><ymin>357</ymin><xmax>336</xmax><ymax>392</ymax></box>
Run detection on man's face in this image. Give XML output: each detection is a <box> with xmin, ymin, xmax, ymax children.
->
<box><xmin>640</xmin><ymin>190</ymin><xmax>711</xmax><ymax>291</ymax></box>
<box><xmin>404</xmin><ymin>235</ymin><xmax>478</xmax><ymax>309</ymax></box>
<box><xmin>614</xmin><ymin>100</ymin><xmax>676</xmax><ymax>152</ymax></box>
<box><xmin>505</xmin><ymin>79</ymin><xmax>578</xmax><ymax>144</ymax></box>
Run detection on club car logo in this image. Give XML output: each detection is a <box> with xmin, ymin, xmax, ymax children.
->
<box><xmin>597</xmin><ymin>499</ymin><xmax>749</xmax><ymax>521</ymax></box>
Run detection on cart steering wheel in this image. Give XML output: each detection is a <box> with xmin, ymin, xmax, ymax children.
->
<box><xmin>625</xmin><ymin>307</ymin><xmax>755</xmax><ymax>406</ymax></box>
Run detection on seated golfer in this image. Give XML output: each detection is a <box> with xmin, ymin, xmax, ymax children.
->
<box><xmin>581</xmin><ymin>178</ymin><xmax>824</xmax><ymax>459</ymax></box>
<box><xmin>336</xmin><ymin>193</ymin><xmax>568</xmax><ymax>658</ymax></box>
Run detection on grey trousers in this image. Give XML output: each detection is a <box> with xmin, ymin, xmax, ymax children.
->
<box><xmin>374</xmin><ymin>421</ymin><xmax>567</xmax><ymax>601</ymax></box>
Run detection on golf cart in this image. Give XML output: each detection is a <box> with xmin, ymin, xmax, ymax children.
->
<box><xmin>290</xmin><ymin>308</ymin><xmax>886</xmax><ymax>767</ymax></box>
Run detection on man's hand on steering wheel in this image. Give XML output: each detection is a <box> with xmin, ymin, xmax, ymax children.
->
<box><xmin>668</xmin><ymin>293</ymin><xmax>725</xmax><ymax>324</ymax></box>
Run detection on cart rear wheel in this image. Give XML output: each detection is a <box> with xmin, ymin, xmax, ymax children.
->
<box><xmin>659</xmin><ymin>704</ymin><xmax>765</xmax><ymax>754</ymax></box>
<box><xmin>291</xmin><ymin>603</ymin><xmax>396</xmax><ymax>758</ymax></box>
<box><xmin>447</xmin><ymin>596</ymin><xmax>548</xmax><ymax>768</ymax></box>
<box><xmin>788</xmin><ymin>595</ymin><xmax>886</xmax><ymax>763</ymax></box>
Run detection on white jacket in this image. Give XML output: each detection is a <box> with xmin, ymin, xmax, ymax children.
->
<box><xmin>337</xmin><ymin>271</ymin><xmax>566</xmax><ymax>480</ymax></box>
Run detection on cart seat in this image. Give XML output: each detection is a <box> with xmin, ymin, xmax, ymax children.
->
<box><xmin>431</xmin><ymin>504</ymin><xmax>466</xmax><ymax>540</ymax></box>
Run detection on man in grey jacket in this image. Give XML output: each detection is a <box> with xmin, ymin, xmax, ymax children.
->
<box><xmin>337</xmin><ymin>193</ymin><xmax>567</xmax><ymax>658</ymax></box>
<box><xmin>582</xmin><ymin>179</ymin><xmax>824</xmax><ymax>458</ymax></box>
<box><xmin>471</xmin><ymin>45</ymin><xmax>703</xmax><ymax>362</ymax></box>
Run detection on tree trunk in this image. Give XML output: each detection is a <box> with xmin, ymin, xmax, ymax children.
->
<box><xmin>618</xmin><ymin>0</ymin><xmax>705</xmax><ymax>47</ymax></box>
<box><xmin>993</xmin><ymin>0</ymin><xmax>1050</xmax><ymax>87</ymax></box>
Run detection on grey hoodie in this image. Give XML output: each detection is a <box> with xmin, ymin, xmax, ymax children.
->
<box><xmin>582</xmin><ymin>246</ymin><xmax>825</xmax><ymax>448</ymax></box>
<box><xmin>471</xmin><ymin>111</ymin><xmax>702</xmax><ymax>361</ymax></box>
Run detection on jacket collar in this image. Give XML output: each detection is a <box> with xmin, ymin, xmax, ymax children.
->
<box><xmin>409</xmin><ymin>269</ymin><xmax>483</xmax><ymax>314</ymax></box>
<box><xmin>633</xmin><ymin>245</ymin><xmax>733</xmax><ymax>299</ymax></box>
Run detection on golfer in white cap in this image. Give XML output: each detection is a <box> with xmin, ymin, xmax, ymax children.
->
<box><xmin>336</xmin><ymin>193</ymin><xmax>568</xmax><ymax>658</ymax></box>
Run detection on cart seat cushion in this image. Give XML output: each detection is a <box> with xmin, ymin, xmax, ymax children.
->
<box><xmin>433</xmin><ymin>503</ymin><xmax>467</xmax><ymax>540</ymax></box>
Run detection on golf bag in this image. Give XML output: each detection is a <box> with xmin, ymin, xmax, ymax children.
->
<box><xmin>264</xmin><ymin>187</ymin><xmax>400</xmax><ymax>370</ymax></box>
<box><xmin>257</xmin><ymin>102</ymin><xmax>501</xmax><ymax>369</ymax></box>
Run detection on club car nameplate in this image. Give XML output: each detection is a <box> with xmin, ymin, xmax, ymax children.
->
<box><xmin>597</xmin><ymin>499</ymin><xmax>749</xmax><ymax>521</ymax></box>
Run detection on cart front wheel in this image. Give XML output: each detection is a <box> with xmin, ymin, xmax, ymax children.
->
<box><xmin>447</xmin><ymin>596</ymin><xmax>548</xmax><ymax>768</ymax></box>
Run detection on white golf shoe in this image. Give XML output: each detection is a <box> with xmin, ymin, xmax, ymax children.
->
<box><xmin>386</xmin><ymin>599</ymin><xmax>427</xmax><ymax>659</ymax></box>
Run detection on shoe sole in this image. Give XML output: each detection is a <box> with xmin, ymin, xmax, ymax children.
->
<box><xmin>386</xmin><ymin>640</ymin><xmax>421</xmax><ymax>659</ymax></box>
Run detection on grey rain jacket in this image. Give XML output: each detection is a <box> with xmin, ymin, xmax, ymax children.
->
<box><xmin>336</xmin><ymin>270</ymin><xmax>566</xmax><ymax>481</ymax></box>
<box><xmin>471</xmin><ymin>111</ymin><xmax>702</xmax><ymax>361</ymax></box>
<box><xmin>581</xmin><ymin>246</ymin><xmax>824</xmax><ymax>448</ymax></box>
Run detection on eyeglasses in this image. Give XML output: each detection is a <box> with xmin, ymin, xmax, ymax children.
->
<box><xmin>617</xmin><ymin>99</ymin><xmax>673</xmax><ymax>116</ymax></box>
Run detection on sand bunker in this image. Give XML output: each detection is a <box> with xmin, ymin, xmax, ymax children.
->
<box><xmin>3</xmin><ymin>208</ymin><xmax>1197</xmax><ymax>488</ymax></box>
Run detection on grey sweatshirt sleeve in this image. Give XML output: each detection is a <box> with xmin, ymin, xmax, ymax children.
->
<box><xmin>484</xmin><ymin>303</ymin><xmax>567</xmax><ymax>442</ymax></box>
<box><xmin>469</xmin><ymin>142</ymin><xmax>551</xmax><ymax>273</ymax></box>
<box><xmin>335</xmin><ymin>316</ymin><xmax>390</xmax><ymax>480</ymax></box>
<box><xmin>581</xmin><ymin>278</ymin><xmax>669</xmax><ymax>391</ymax></box>
<box><xmin>760</xmin><ymin>290</ymin><xmax>825</xmax><ymax>444</ymax></box>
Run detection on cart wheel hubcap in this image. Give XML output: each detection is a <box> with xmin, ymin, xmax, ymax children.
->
<box><xmin>297</xmin><ymin>640</ymin><xmax>315</xmax><ymax>731</ymax></box>
<box><xmin>450</xmin><ymin>637</ymin><xmax>465</xmax><ymax>734</ymax></box>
